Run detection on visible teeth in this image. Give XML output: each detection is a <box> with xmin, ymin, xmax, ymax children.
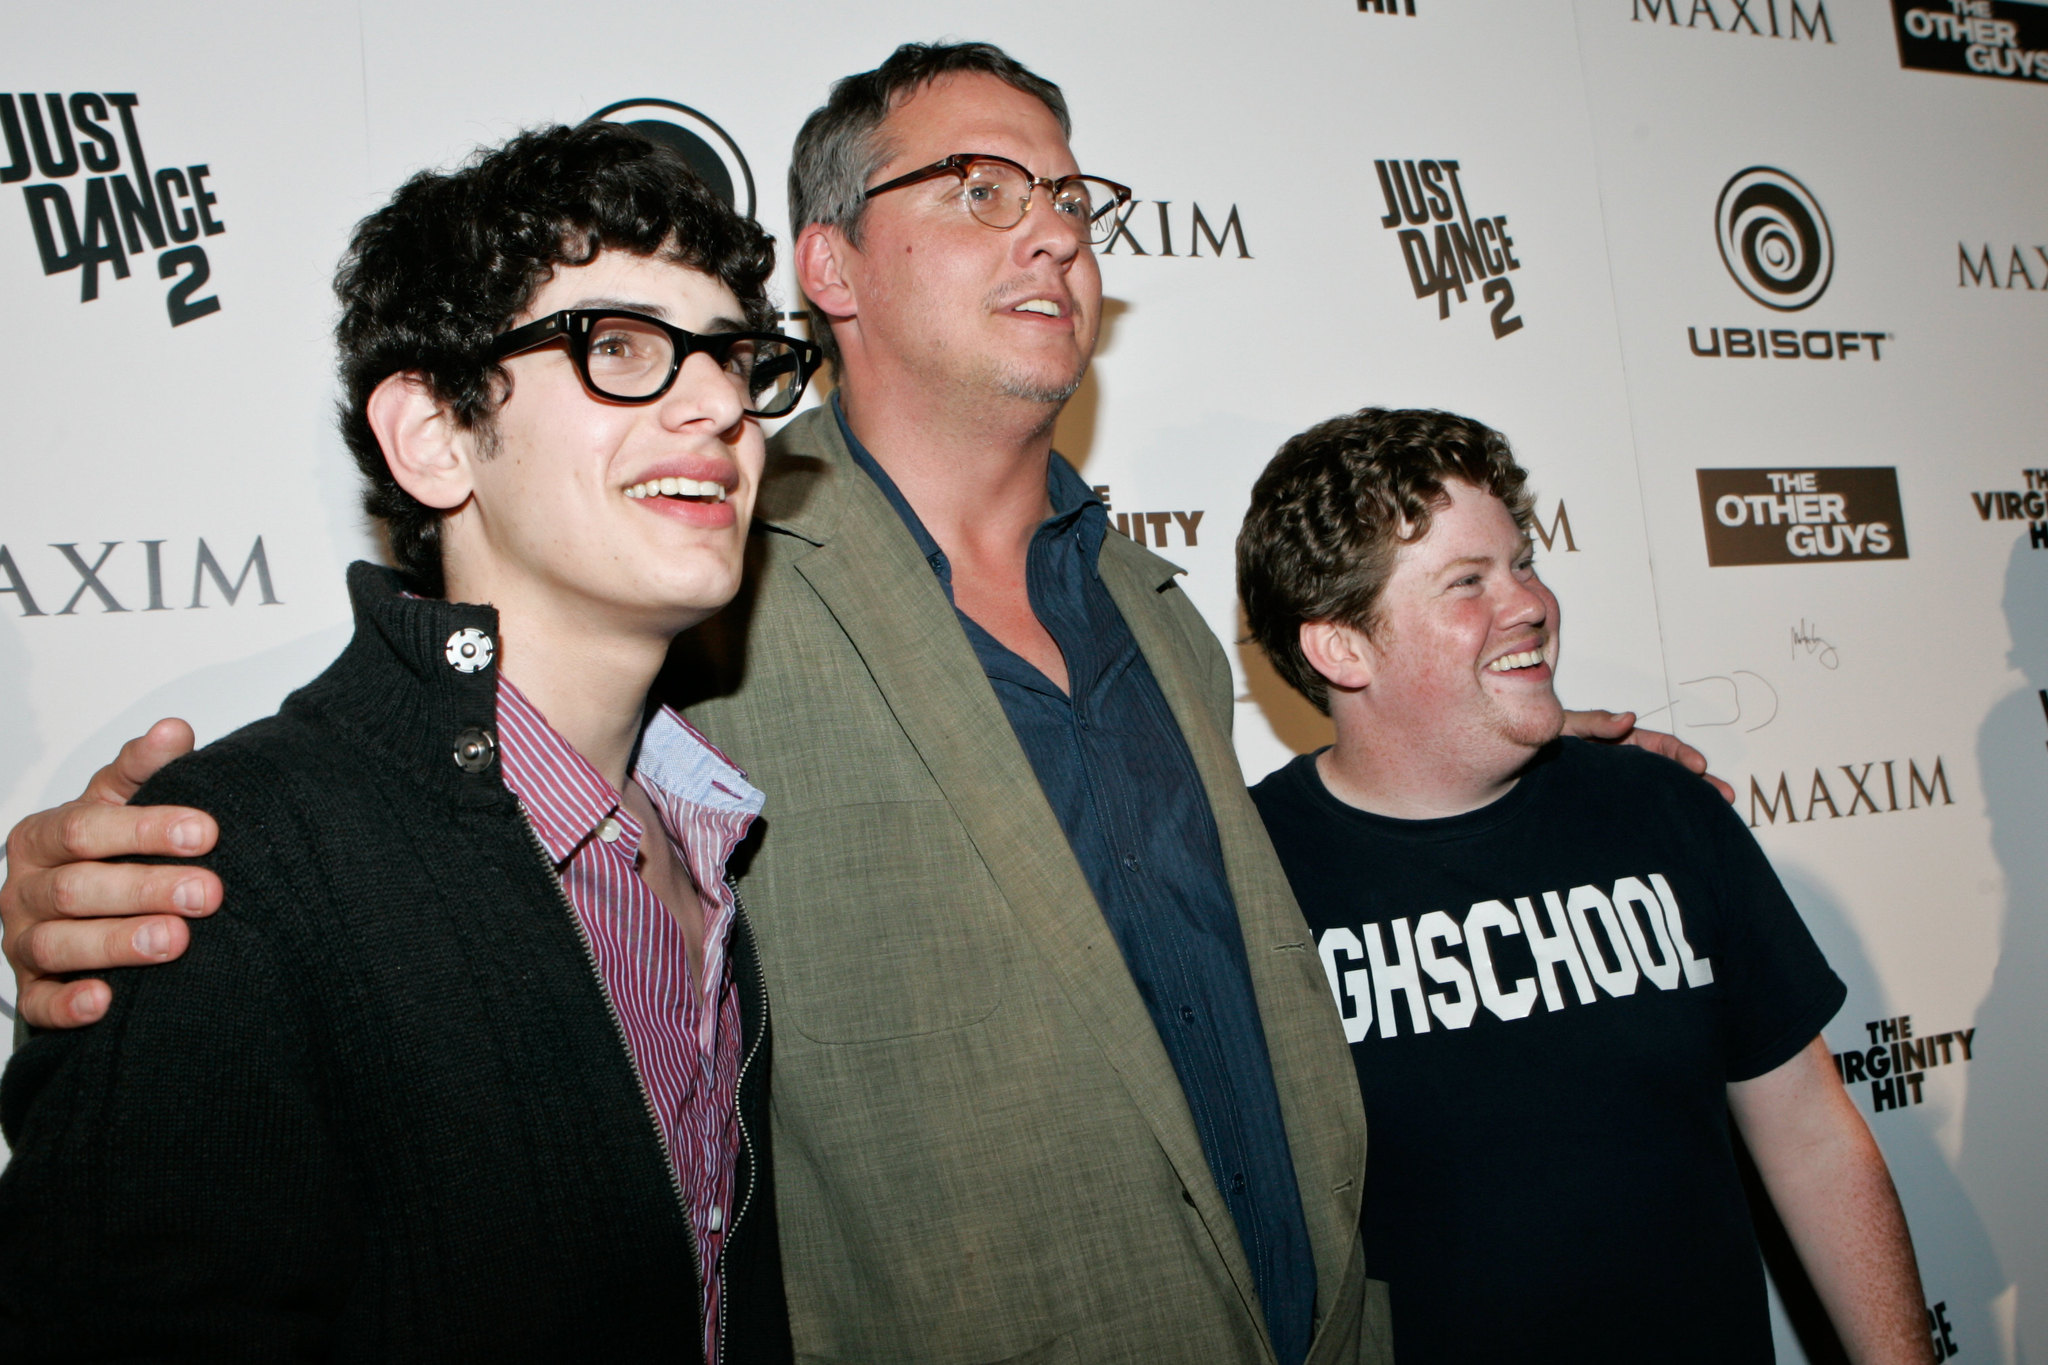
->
<box><xmin>1487</xmin><ymin>648</ymin><xmax>1545</xmax><ymax>673</ymax></box>
<box><xmin>1015</xmin><ymin>299</ymin><xmax>1061</xmax><ymax>317</ymax></box>
<box><xmin>624</xmin><ymin>478</ymin><xmax>727</xmax><ymax>502</ymax></box>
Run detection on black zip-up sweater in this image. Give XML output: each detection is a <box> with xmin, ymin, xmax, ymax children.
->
<box><xmin>0</xmin><ymin>563</ymin><xmax>792</xmax><ymax>1363</ymax></box>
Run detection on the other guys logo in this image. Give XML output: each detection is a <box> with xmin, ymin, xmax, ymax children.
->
<box><xmin>1892</xmin><ymin>0</ymin><xmax>2048</xmax><ymax>82</ymax></box>
<box><xmin>1373</xmin><ymin>159</ymin><xmax>1525</xmax><ymax>340</ymax></box>
<box><xmin>4</xmin><ymin>93</ymin><xmax>223</xmax><ymax>326</ymax></box>
<box><xmin>1697</xmin><ymin>467</ymin><xmax>1909</xmax><ymax>564</ymax></box>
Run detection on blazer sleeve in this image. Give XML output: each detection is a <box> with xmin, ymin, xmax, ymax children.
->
<box><xmin>0</xmin><ymin>759</ymin><xmax>358</xmax><ymax>1360</ymax></box>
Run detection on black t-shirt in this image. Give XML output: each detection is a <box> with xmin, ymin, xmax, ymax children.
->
<box><xmin>1251</xmin><ymin>739</ymin><xmax>1845</xmax><ymax>1365</ymax></box>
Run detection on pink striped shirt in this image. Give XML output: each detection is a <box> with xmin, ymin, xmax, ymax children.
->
<box><xmin>495</xmin><ymin>678</ymin><xmax>763</xmax><ymax>1365</ymax></box>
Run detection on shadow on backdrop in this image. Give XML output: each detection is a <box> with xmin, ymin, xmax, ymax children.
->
<box><xmin>1234</xmin><ymin>603</ymin><xmax>1335</xmax><ymax>759</ymax></box>
<box><xmin>34</xmin><ymin>625</ymin><xmax>353</xmax><ymax>818</ymax></box>
<box><xmin>1957</xmin><ymin>532</ymin><xmax>2047</xmax><ymax>1363</ymax></box>
<box><xmin>0</xmin><ymin>613</ymin><xmax>41</xmax><ymax>817</ymax></box>
<box><xmin>1050</xmin><ymin>295</ymin><xmax>1129</xmax><ymax>476</ymax></box>
<box><xmin>1753</xmin><ymin>867</ymin><xmax>2007</xmax><ymax>1364</ymax></box>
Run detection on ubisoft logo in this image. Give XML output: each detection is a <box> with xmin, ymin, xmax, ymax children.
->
<box><xmin>1714</xmin><ymin>167</ymin><xmax>1833</xmax><ymax>312</ymax></box>
<box><xmin>589</xmin><ymin>98</ymin><xmax>757</xmax><ymax>221</ymax></box>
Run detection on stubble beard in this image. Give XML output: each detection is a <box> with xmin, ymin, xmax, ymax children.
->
<box><xmin>978</xmin><ymin>278</ymin><xmax>1094</xmax><ymax>410</ymax></box>
<box><xmin>993</xmin><ymin>364</ymin><xmax>1085</xmax><ymax>408</ymax></box>
<box><xmin>1488</xmin><ymin>687</ymin><xmax>1566</xmax><ymax>754</ymax></box>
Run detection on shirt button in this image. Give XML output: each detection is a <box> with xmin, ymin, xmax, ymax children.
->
<box><xmin>444</xmin><ymin>627</ymin><xmax>495</xmax><ymax>674</ymax></box>
<box><xmin>1179</xmin><ymin>1005</ymin><xmax>1196</xmax><ymax>1025</ymax></box>
<box><xmin>596</xmin><ymin>817</ymin><xmax>622</xmax><ymax>844</ymax></box>
<box><xmin>707</xmin><ymin>1203</ymin><xmax>724</xmax><ymax>1232</ymax></box>
<box><xmin>1122</xmin><ymin>853</ymin><xmax>1140</xmax><ymax>872</ymax></box>
<box><xmin>451</xmin><ymin>726</ymin><xmax>496</xmax><ymax>774</ymax></box>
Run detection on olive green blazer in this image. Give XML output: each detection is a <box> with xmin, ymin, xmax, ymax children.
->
<box><xmin>676</xmin><ymin>407</ymin><xmax>1391</xmax><ymax>1365</ymax></box>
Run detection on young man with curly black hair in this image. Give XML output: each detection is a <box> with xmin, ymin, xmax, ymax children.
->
<box><xmin>1238</xmin><ymin>406</ymin><xmax>1932</xmax><ymax>1365</ymax></box>
<box><xmin>0</xmin><ymin>121</ymin><xmax>817</xmax><ymax>1361</ymax></box>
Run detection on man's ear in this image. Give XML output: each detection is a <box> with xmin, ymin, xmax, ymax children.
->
<box><xmin>1299</xmin><ymin>620</ymin><xmax>1375</xmax><ymax>696</ymax></box>
<box><xmin>794</xmin><ymin>223</ymin><xmax>856</xmax><ymax>330</ymax></box>
<box><xmin>365</xmin><ymin>372</ymin><xmax>474</xmax><ymax>512</ymax></box>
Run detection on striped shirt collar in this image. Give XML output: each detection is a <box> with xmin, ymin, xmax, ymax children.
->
<box><xmin>495</xmin><ymin>676</ymin><xmax>764</xmax><ymax>868</ymax></box>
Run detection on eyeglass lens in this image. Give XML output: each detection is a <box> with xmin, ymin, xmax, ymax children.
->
<box><xmin>959</xmin><ymin>161</ymin><xmax>1121</xmax><ymax>244</ymax></box>
<box><xmin>582</xmin><ymin>315</ymin><xmax>806</xmax><ymax>416</ymax></box>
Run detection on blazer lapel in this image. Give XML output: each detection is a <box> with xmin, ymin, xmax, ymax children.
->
<box><xmin>766</xmin><ymin>414</ymin><xmax>1244</xmax><ymax>1286</ymax></box>
<box><xmin>1099</xmin><ymin>533</ymin><xmax>1363</xmax><ymax>1325</ymax></box>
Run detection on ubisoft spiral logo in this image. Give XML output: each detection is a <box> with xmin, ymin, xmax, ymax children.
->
<box><xmin>589</xmin><ymin>98</ymin><xmax>756</xmax><ymax>221</ymax></box>
<box><xmin>1715</xmin><ymin>167</ymin><xmax>1833</xmax><ymax>312</ymax></box>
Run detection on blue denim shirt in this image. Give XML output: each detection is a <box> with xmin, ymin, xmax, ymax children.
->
<box><xmin>834</xmin><ymin>400</ymin><xmax>1316</xmax><ymax>1364</ymax></box>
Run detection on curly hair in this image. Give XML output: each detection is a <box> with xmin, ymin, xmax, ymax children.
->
<box><xmin>787</xmin><ymin>41</ymin><xmax>1070</xmax><ymax>373</ymax></box>
<box><xmin>333</xmin><ymin>121</ymin><xmax>777</xmax><ymax>595</ymax></box>
<box><xmin>1236</xmin><ymin>407</ymin><xmax>1536</xmax><ymax>714</ymax></box>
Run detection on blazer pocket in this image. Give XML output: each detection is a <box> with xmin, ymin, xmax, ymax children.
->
<box><xmin>799</xmin><ymin>1333</ymin><xmax>1078</xmax><ymax>1365</ymax></box>
<box><xmin>763</xmin><ymin>799</ymin><xmax>1010</xmax><ymax>1043</ymax></box>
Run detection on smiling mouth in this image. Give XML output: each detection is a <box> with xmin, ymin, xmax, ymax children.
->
<box><xmin>624</xmin><ymin>477</ymin><xmax>728</xmax><ymax>503</ymax></box>
<box><xmin>1014</xmin><ymin>299</ymin><xmax>1063</xmax><ymax>318</ymax></box>
<box><xmin>1487</xmin><ymin>646</ymin><xmax>1547</xmax><ymax>674</ymax></box>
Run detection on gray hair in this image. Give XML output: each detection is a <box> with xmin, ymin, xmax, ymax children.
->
<box><xmin>788</xmin><ymin>41</ymin><xmax>1071</xmax><ymax>371</ymax></box>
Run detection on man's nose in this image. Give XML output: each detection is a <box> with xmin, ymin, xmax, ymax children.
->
<box><xmin>1498</xmin><ymin>574</ymin><xmax>1549</xmax><ymax>626</ymax></box>
<box><xmin>1012</xmin><ymin>186</ymin><xmax>1082</xmax><ymax>259</ymax></box>
<box><xmin>661</xmin><ymin>348</ymin><xmax>747</xmax><ymax>432</ymax></box>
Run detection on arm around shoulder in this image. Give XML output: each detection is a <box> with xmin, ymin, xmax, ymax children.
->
<box><xmin>0</xmin><ymin>765</ymin><xmax>354</xmax><ymax>1359</ymax></box>
<box><xmin>1</xmin><ymin>719</ymin><xmax>222</xmax><ymax>1030</ymax></box>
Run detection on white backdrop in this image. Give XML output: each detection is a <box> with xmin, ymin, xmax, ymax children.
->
<box><xmin>2</xmin><ymin>3</ymin><xmax>2042</xmax><ymax>1360</ymax></box>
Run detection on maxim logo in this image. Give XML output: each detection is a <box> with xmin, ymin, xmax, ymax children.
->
<box><xmin>1831</xmin><ymin>1013</ymin><xmax>1975</xmax><ymax>1114</ymax></box>
<box><xmin>592</xmin><ymin>98</ymin><xmax>755</xmax><ymax>218</ymax></box>
<box><xmin>1373</xmin><ymin>159</ymin><xmax>1524</xmax><ymax>339</ymax></box>
<box><xmin>4</xmin><ymin>92</ymin><xmax>224</xmax><ymax>326</ymax></box>
<box><xmin>1744</xmin><ymin>755</ymin><xmax>1953</xmax><ymax>827</ymax></box>
<box><xmin>1532</xmin><ymin>501</ymin><xmax>1580</xmax><ymax>554</ymax></box>
<box><xmin>1958</xmin><ymin>241</ymin><xmax>2047</xmax><ymax>289</ymax></box>
<box><xmin>0</xmin><ymin>537</ymin><xmax>280</xmax><ymax>616</ymax></box>
<box><xmin>1097</xmin><ymin>200</ymin><xmax>1251</xmax><ymax>259</ymax></box>
<box><xmin>1893</xmin><ymin>0</ymin><xmax>2048</xmax><ymax>82</ymax></box>
<box><xmin>1632</xmin><ymin>0</ymin><xmax>1834</xmax><ymax>41</ymax></box>
<box><xmin>1969</xmin><ymin>467</ymin><xmax>2048</xmax><ymax>550</ymax></box>
<box><xmin>1697</xmin><ymin>468</ymin><xmax>1908</xmax><ymax>565</ymax></box>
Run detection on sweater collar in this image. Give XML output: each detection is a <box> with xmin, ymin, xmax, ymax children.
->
<box><xmin>284</xmin><ymin>562</ymin><xmax>513</xmax><ymax>811</ymax></box>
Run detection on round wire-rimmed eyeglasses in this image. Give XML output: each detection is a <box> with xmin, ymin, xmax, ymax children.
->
<box><xmin>863</xmin><ymin>152</ymin><xmax>1133</xmax><ymax>246</ymax></box>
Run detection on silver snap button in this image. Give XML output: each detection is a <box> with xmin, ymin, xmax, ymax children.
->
<box><xmin>452</xmin><ymin>726</ymin><xmax>497</xmax><ymax>773</ymax></box>
<box><xmin>445</xmin><ymin>628</ymin><xmax>495</xmax><ymax>674</ymax></box>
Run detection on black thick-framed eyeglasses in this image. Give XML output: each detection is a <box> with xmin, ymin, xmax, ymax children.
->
<box><xmin>488</xmin><ymin>309</ymin><xmax>822</xmax><ymax>418</ymax></box>
<box><xmin>862</xmin><ymin>153</ymin><xmax>1133</xmax><ymax>246</ymax></box>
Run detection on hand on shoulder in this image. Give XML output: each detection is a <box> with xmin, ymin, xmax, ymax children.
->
<box><xmin>2</xmin><ymin>720</ymin><xmax>221</xmax><ymax>1029</ymax></box>
<box><xmin>1560</xmin><ymin>709</ymin><xmax>1735</xmax><ymax>803</ymax></box>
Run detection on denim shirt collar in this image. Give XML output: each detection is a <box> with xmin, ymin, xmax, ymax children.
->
<box><xmin>830</xmin><ymin>393</ymin><xmax>1107</xmax><ymax>599</ymax></box>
